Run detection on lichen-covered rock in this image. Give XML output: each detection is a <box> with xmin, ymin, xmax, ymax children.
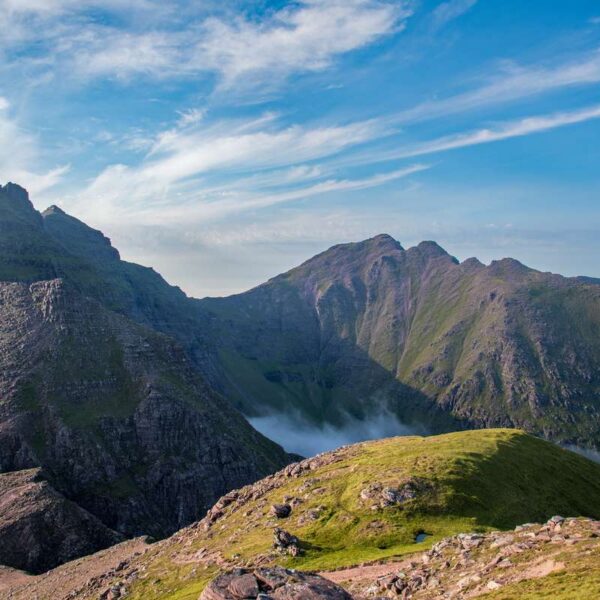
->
<box><xmin>200</xmin><ymin>567</ymin><xmax>353</xmax><ymax>600</ymax></box>
<box><xmin>360</xmin><ymin>478</ymin><xmax>433</xmax><ymax>508</ymax></box>
<box><xmin>273</xmin><ymin>528</ymin><xmax>301</xmax><ymax>556</ymax></box>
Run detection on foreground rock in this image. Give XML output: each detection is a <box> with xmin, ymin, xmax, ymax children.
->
<box><xmin>0</xmin><ymin>469</ymin><xmax>123</xmax><ymax>574</ymax></box>
<box><xmin>201</xmin><ymin>567</ymin><xmax>353</xmax><ymax>600</ymax></box>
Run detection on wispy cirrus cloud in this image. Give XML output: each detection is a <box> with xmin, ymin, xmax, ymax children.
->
<box><xmin>0</xmin><ymin>0</ymin><xmax>410</xmax><ymax>88</ymax></box>
<box><xmin>72</xmin><ymin>111</ymin><xmax>417</xmax><ymax>225</ymax></box>
<box><xmin>393</xmin><ymin>49</ymin><xmax>600</xmax><ymax>124</ymax></box>
<box><xmin>431</xmin><ymin>0</ymin><xmax>478</xmax><ymax>30</ymax></box>
<box><xmin>194</xmin><ymin>0</ymin><xmax>411</xmax><ymax>90</ymax></box>
<box><xmin>327</xmin><ymin>103</ymin><xmax>600</xmax><ymax>170</ymax></box>
<box><xmin>389</xmin><ymin>103</ymin><xmax>600</xmax><ymax>160</ymax></box>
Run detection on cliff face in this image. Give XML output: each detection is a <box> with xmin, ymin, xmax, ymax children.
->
<box><xmin>0</xmin><ymin>183</ymin><xmax>292</xmax><ymax>570</ymax></box>
<box><xmin>198</xmin><ymin>235</ymin><xmax>600</xmax><ymax>448</ymax></box>
<box><xmin>0</xmin><ymin>278</ymin><xmax>288</xmax><ymax>538</ymax></box>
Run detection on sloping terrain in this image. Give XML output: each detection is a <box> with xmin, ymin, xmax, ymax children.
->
<box><xmin>327</xmin><ymin>516</ymin><xmax>600</xmax><ymax>599</ymax></box>
<box><xmin>8</xmin><ymin>181</ymin><xmax>599</xmax><ymax>450</ymax></box>
<box><xmin>0</xmin><ymin>468</ymin><xmax>122</xmax><ymax>574</ymax></box>
<box><xmin>8</xmin><ymin>429</ymin><xmax>590</xmax><ymax>600</ymax></box>
<box><xmin>198</xmin><ymin>234</ymin><xmax>600</xmax><ymax>449</ymax></box>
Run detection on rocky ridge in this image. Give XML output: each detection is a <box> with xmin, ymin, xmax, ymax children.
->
<box><xmin>5</xmin><ymin>181</ymin><xmax>600</xmax><ymax>450</ymax></box>
<box><xmin>332</xmin><ymin>516</ymin><xmax>600</xmax><ymax>599</ymax></box>
<box><xmin>11</xmin><ymin>429</ymin><xmax>595</xmax><ymax>600</ymax></box>
<box><xmin>0</xmin><ymin>469</ymin><xmax>123</xmax><ymax>574</ymax></box>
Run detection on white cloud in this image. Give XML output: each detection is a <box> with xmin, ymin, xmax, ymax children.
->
<box><xmin>194</xmin><ymin>0</ymin><xmax>410</xmax><ymax>89</ymax></box>
<box><xmin>393</xmin><ymin>49</ymin><xmax>600</xmax><ymax>124</ymax></box>
<box><xmin>0</xmin><ymin>1</ymin><xmax>410</xmax><ymax>88</ymax></box>
<box><xmin>77</xmin><ymin>113</ymin><xmax>388</xmax><ymax>222</ymax></box>
<box><xmin>344</xmin><ymin>104</ymin><xmax>600</xmax><ymax>166</ymax></box>
<box><xmin>176</xmin><ymin>108</ymin><xmax>206</xmax><ymax>128</ymax></box>
<box><xmin>68</xmin><ymin>31</ymin><xmax>184</xmax><ymax>80</ymax></box>
<box><xmin>397</xmin><ymin>104</ymin><xmax>600</xmax><ymax>158</ymax></box>
<box><xmin>431</xmin><ymin>0</ymin><xmax>478</xmax><ymax>30</ymax></box>
<box><xmin>0</xmin><ymin>97</ymin><xmax>9</xmax><ymax>111</ymax></box>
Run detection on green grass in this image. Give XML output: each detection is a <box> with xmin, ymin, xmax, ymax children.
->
<box><xmin>126</xmin><ymin>429</ymin><xmax>600</xmax><ymax>599</ymax></box>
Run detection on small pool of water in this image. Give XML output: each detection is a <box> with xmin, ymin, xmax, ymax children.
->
<box><xmin>415</xmin><ymin>533</ymin><xmax>428</xmax><ymax>543</ymax></box>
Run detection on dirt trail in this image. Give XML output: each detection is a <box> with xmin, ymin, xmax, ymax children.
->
<box><xmin>322</xmin><ymin>559</ymin><xmax>410</xmax><ymax>585</ymax></box>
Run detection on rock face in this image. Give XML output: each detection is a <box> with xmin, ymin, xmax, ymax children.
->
<box><xmin>0</xmin><ymin>183</ymin><xmax>292</xmax><ymax>569</ymax></box>
<box><xmin>0</xmin><ymin>278</ymin><xmax>289</xmax><ymax>539</ymax></box>
<box><xmin>198</xmin><ymin>234</ymin><xmax>600</xmax><ymax>449</ymax></box>
<box><xmin>0</xmin><ymin>469</ymin><xmax>123</xmax><ymax>573</ymax></box>
<box><xmin>200</xmin><ymin>567</ymin><xmax>353</xmax><ymax>600</ymax></box>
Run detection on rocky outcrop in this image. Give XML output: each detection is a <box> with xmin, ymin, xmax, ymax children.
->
<box><xmin>359</xmin><ymin>478</ymin><xmax>434</xmax><ymax>510</ymax></box>
<box><xmin>343</xmin><ymin>516</ymin><xmax>600</xmax><ymax>599</ymax></box>
<box><xmin>0</xmin><ymin>469</ymin><xmax>123</xmax><ymax>574</ymax></box>
<box><xmin>200</xmin><ymin>567</ymin><xmax>352</xmax><ymax>600</ymax></box>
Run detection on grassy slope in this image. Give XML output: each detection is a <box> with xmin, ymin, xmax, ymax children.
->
<box><xmin>126</xmin><ymin>429</ymin><xmax>600</xmax><ymax>600</ymax></box>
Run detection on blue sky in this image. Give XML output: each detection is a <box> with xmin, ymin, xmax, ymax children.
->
<box><xmin>0</xmin><ymin>0</ymin><xmax>599</xmax><ymax>296</ymax></box>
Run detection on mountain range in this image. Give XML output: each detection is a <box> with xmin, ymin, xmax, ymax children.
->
<box><xmin>1</xmin><ymin>181</ymin><xmax>600</xmax><ymax>575</ymax></box>
<box><xmin>198</xmin><ymin>233</ymin><xmax>600</xmax><ymax>452</ymax></box>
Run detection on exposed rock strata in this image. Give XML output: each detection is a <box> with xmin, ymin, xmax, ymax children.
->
<box><xmin>0</xmin><ymin>469</ymin><xmax>123</xmax><ymax>573</ymax></box>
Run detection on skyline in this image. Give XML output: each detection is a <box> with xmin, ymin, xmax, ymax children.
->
<box><xmin>0</xmin><ymin>0</ymin><xmax>599</xmax><ymax>296</ymax></box>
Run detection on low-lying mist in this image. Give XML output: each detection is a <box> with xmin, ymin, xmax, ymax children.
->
<box><xmin>249</xmin><ymin>410</ymin><xmax>423</xmax><ymax>457</ymax></box>
<box><xmin>565</xmin><ymin>444</ymin><xmax>600</xmax><ymax>464</ymax></box>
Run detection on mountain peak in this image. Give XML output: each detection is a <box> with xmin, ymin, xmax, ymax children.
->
<box><xmin>43</xmin><ymin>206</ymin><xmax>121</xmax><ymax>262</ymax></box>
<box><xmin>1</xmin><ymin>182</ymin><xmax>30</xmax><ymax>204</ymax></box>
<box><xmin>42</xmin><ymin>204</ymin><xmax>66</xmax><ymax>216</ymax></box>
<box><xmin>364</xmin><ymin>233</ymin><xmax>404</xmax><ymax>251</ymax></box>
<box><xmin>416</xmin><ymin>240</ymin><xmax>450</xmax><ymax>257</ymax></box>
<box><xmin>0</xmin><ymin>182</ymin><xmax>41</xmax><ymax>224</ymax></box>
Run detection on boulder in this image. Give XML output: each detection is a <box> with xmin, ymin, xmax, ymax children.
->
<box><xmin>273</xmin><ymin>528</ymin><xmax>302</xmax><ymax>556</ymax></box>
<box><xmin>200</xmin><ymin>567</ymin><xmax>353</xmax><ymax>599</ymax></box>
<box><xmin>270</xmin><ymin>504</ymin><xmax>292</xmax><ymax>519</ymax></box>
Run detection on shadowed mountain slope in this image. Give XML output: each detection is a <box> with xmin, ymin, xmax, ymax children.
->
<box><xmin>0</xmin><ymin>469</ymin><xmax>123</xmax><ymax>574</ymax></box>
<box><xmin>0</xmin><ymin>183</ymin><xmax>291</xmax><ymax>568</ymax></box>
